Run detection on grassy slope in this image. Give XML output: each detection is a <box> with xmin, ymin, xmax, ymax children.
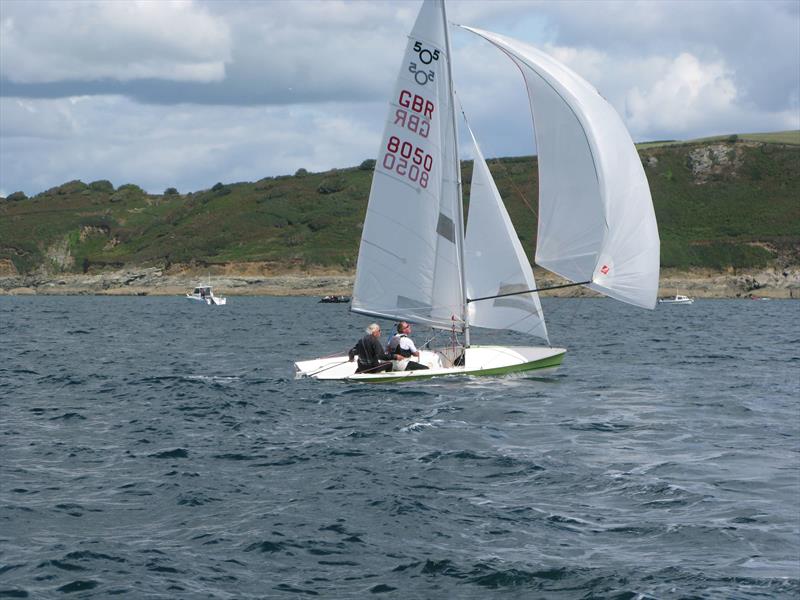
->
<box><xmin>636</xmin><ymin>129</ymin><xmax>800</xmax><ymax>149</ymax></box>
<box><xmin>1</xmin><ymin>133</ymin><xmax>799</xmax><ymax>275</ymax></box>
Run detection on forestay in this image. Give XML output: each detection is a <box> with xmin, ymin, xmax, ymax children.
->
<box><xmin>464</xmin><ymin>128</ymin><xmax>549</xmax><ymax>343</ymax></box>
<box><xmin>352</xmin><ymin>1</ymin><xmax>465</xmax><ymax>329</ymax></box>
<box><xmin>461</xmin><ymin>27</ymin><xmax>660</xmax><ymax>310</ymax></box>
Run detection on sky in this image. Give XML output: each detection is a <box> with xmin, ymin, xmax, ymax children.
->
<box><xmin>1</xmin><ymin>0</ymin><xmax>798</xmax><ymax>197</ymax></box>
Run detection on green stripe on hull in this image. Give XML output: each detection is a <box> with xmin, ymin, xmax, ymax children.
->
<box><xmin>464</xmin><ymin>351</ymin><xmax>565</xmax><ymax>377</ymax></box>
<box><xmin>350</xmin><ymin>349</ymin><xmax>566</xmax><ymax>383</ymax></box>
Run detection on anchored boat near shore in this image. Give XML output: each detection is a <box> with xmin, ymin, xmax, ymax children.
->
<box><xmin>186</xmin><ymin>284</ymin><xmax>226</xmax><ymax>306</ymax></box>
<box><xmin>659</xmin><ymin>290</ymin><xmax>694</xmax><ymax>305</ymax></box>
<box><xmin>294</xmin><ymin>0</ymin><xmax>659</xmax><ymax>382</ymax></box>
<box><xmin>319</xmin><ymin>295</ymin><xmax>350</xmax><ymax>304</ymax></box>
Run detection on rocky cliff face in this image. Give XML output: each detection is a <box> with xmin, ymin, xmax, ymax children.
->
<box><xmin>686</xmin><ymin>143</ymin><xmax>746</xmax><ymax>184</ymax></box>
<box><xmin>44</xmin><ymin>237</ymin><xmax>72</xmax><ymax>272</ymax></box>
<box><xmin>0</xmin><ymin>258</ymin><xmax>18</xmax><ymax>277</ymax></box>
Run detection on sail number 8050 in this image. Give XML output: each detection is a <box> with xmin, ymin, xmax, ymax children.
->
<box><xmin>383</xmin><ymin>135</ymin><xmax>433</xmax><ymax>188</ymax></box>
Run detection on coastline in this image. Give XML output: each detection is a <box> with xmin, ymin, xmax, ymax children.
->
<box><xmin>1</xmin><ymin>264</ymin><xmax>798</xmax><ymax>299</ymax></box>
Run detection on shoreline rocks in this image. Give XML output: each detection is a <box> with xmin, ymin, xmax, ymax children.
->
<box><xmin>1</xmin><ymin>266</ymin><xmax>798</xmax><ymax>299</ymax></box>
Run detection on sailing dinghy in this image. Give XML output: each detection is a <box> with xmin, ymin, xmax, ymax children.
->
<box><xmin>294</xmin><ymin>0</ymin><xmax>659</xmax><ymax>382</ymax></box>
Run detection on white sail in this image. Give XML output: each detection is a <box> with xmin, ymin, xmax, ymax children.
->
<box><xmin>464</xmin><ymin>129</ymin><xmax>549</xmax><ymax>343</ymax></box>
<box><xmin>352</xmin><ymin>0</ymin><xmax>465</xmax><ymax>329</ymax></box>
<box><xmin>460</xmin><ymin>27</ymin><xmax>660</xmax><ymax>310</ymax></box>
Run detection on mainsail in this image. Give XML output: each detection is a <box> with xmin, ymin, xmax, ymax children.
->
<box><xmin>460</xmin><ymin>26</ymin><xmax>660</xmax><ymax>310</ymax></box>
<box><xmin>351</xmin><ymin>0</ymin><xmax>465</xmax><ymax>329</ymax></box>
<box><xmin>464</xmin><ymin>128</ymin><xmax>549</xmax><ymax>343</ymax></box>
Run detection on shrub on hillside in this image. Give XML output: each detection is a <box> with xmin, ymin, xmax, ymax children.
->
<box><xmin>358</xmin><ymin>159</ymin><xmax>376</xmax><ymax>171</ymax></box>
<box><xmin>304</xmin><ymin>214</ymin><xmax>334</xmax><ymax>231</ymax></box>
<box><xmin>56</xmin><ymin>180</ymin><xmax>89</xmax><ymax>195</ymax></box>
<box><xmin>211</xmin><ymin>182</ymin><xmax>231</xmax><ymax>196</ymax></box>
<box><xmin>118</xmin><ymin>183</ymin><xmax>144</xmax><ymax>194</ymax></box>
<box><xmin>295</xmin><ymin>168</ymin><xmax>308</xmax><ymax>177</ymax></box>
<box><xmin>6</xmin><ymin>191</ymin><xmax>27</xmax><ymax>201</ymax></box>
<box><xmin>79</xmin><ymin>215</ymin><xmax>115</xmax><ymax>229</ymax></box>
<box><xmin>89</xmin><ymin>180</ymin><xmax>115</xmax><ymax>192</ymax></box>
<box><xmin>164</xmin><ymin>187</ymin><xmax>179</xmax><ymax>195</ymax></box>
<box><xmin>255</xmin><ymin>177</ymin><xmax>274</xmax><ymax>190</ymax></box>
<box><xmin>317</xmin><ymin>176</ymin><xmax>346</xmax><ymax>194</ymax></box>
<box><xmin>110</xmin><ymin>183</ymin><xmax>145</xmax><ymax>203</ymax></box>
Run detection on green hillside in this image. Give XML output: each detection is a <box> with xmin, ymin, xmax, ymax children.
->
<box><xmin>1</xmin><ymin>132</ymin><xmax>799</xmax><ymax>275</ymax></box>
<box><xmin>636</xmin><ymin>129</ymin><xmax>800</xmax><ymax>149</ymax></box>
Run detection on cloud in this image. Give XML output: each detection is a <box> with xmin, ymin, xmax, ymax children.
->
<box><xmin>0</xmin><ymin>0</ymin><xmax>797</xmax><ymax>197</ymax></box>
<box><xmin>0</xmin><ymin>0</ymin><xmax>413</xmax><ymax>105</ymax></box>
<box><xmin>0</xmin><ymin>94</ymin><xmax>384</xmax><ymax>195</ymax></box>
<box><xmin>1</xmin><ymin>0</ymin><xmax>230</xmax><ymax>83</ymax></box>
<box><xmin>625</xmin><ymin>53</ymin><xmax>737</xmax><ymax>135</ymax></box>
<box><xmin>0</xmin><ymin>97</ymin><xmax>79</xmax><ymax>138</ymax></box>
<box><xmin>451</xmin><ymin>2</ymin><xmax>799</xmax><ymax>150</ymax></box>
<box><xmin>504</xmin><ymin>0</ymin><xmax>800</xmax><ymax>117</ymax></box>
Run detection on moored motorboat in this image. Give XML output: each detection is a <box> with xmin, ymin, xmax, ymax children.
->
<box><xmin>319</xmin><ymin>295</ymin><xmax>350</xmax><ymax>303</ymax></box>
<box><xmin>186</xmin><ymin>284</ymin><xmax>227</xmax><ymax>306</ymax></box>
<box><xmin>658</xmin><ymin>291</ymin><xmax>694</xmax><ymax>304</ymax></box>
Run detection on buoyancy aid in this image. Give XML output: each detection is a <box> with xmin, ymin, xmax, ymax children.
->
<box><xmin>390</xmin><ymin>334</ymin><xmax>414</xmax><ymax>357</ymax></box>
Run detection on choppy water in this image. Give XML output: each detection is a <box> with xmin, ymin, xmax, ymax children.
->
<box><xmin>1</xmin><ymin>296</ymin><xmax>798</xmax><ymax>599</ymax></box>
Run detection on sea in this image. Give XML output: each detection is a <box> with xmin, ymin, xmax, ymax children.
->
<box><xmin>1</xmin><ymin>296</ymin><xmax>798</xmax><ymax>599</ymax></box>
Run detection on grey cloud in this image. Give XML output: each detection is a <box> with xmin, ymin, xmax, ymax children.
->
<box><xmin>1</xmin><ymin>0</ymin><xmax>410</xmax><ymax>106</ymax></box>
<box><xmin>1</xmin><ymin>0</ymin><xmax>230</xmax><ymax>84</ymax></box>
<box><xmin>1</xmin><ymin>0</ymin><xmax>797</xmax><ymax>197</ymax></box>
<box><xmin>0</xmin><ymin>74</ymin><xmax>382</xmax><ymax>106</ymax></box>
<box><xmin>517</xmin><ymin>0</ymin><xmax>800</xmax><ymax>114</ymax></box>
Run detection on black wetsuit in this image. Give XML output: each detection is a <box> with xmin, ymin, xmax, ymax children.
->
<box><xmin>349</xmin><ymin>334</ymin><xmax>394</xmax><ymax>373</ymax></box>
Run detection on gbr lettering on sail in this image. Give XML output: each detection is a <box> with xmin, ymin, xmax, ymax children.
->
<box><xmin>380</xmin><ymin>40</ymin><xmax>442</xmax><ymax>189</ymax></box>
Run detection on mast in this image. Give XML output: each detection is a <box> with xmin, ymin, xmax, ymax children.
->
<box><xmin>441</xmin><ymin>0</ymin><xmax>470</xmax><ymax>347</ymax></box>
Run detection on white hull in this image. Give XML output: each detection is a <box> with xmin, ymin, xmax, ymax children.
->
<box><xmin>186</xmin><ymin>294</ymin><xmax>227</xmax><ymax>305</ymax></box>
<box><xmin>294</xmin><ymin>345</ymin><xmax>566</xmax><ymax>382</ymax></box>
<box><xmin>658</xmin><ymin>295</ymin><xmax>693</xmax><ymax>305</ymax></box>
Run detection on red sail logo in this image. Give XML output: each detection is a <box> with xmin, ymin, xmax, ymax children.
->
<box><xmin>600</xmin><ymin>265</ymin><xmax>610</xmax><ymax>275</ymax></box>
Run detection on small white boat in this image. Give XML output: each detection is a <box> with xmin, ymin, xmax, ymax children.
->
<box><xmin>295</xmin><ymin>0</ymin><xmax>660</xmax><ymax>382</ymax></box>
<box><xmin>186</xmin><ymin>284</ymin><xmax>226</xmax><ymax>306</ymax></box>
<box><xmin>658</xmin><ymin>291</ymin><xmax>694</xmax><ymax>305</ymax></box>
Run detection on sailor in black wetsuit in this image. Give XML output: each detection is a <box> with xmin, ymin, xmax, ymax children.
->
<box><xmin>348</xmin><ymin>323</ymin><xmax>396</xmax><ymax>374</ymax></box>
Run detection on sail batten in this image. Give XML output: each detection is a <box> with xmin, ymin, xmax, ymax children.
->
<box><xmin>460</xmin><ymin>25</ymin><xmax>660</xmax><ymax>310</ymax></box>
